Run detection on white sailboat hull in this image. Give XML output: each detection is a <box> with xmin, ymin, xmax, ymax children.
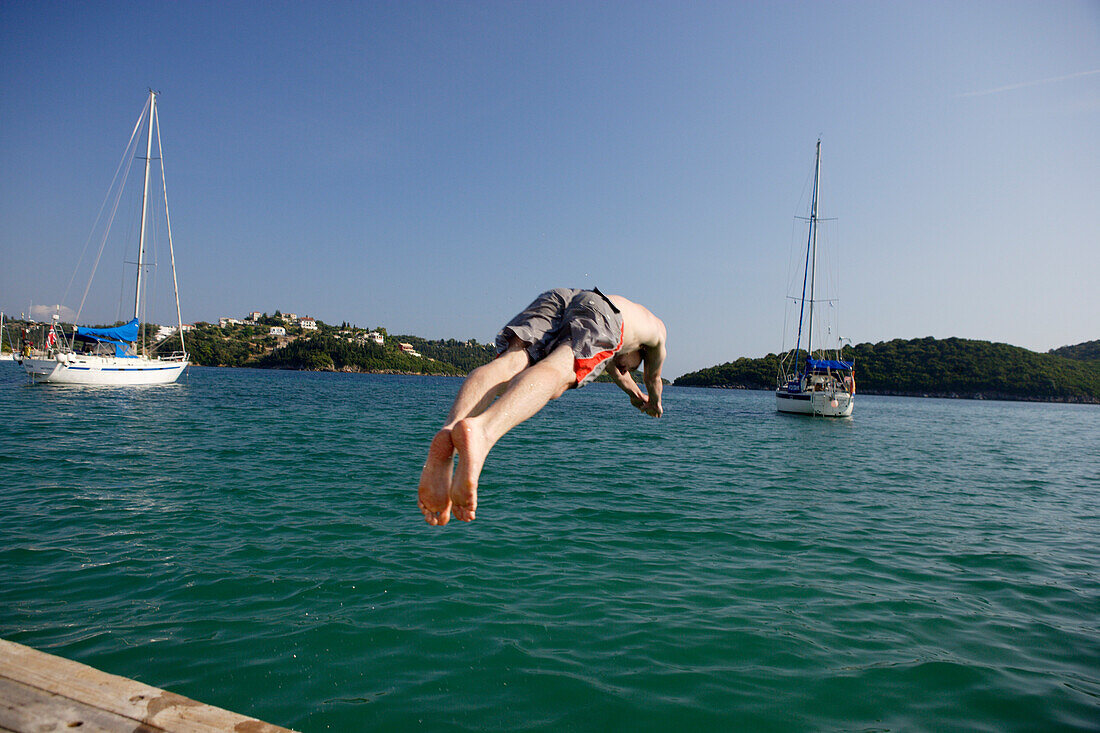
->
<box><xmin>775</xmin><ymin>389</ymin><xmax>854</xmax><ymax>417</ymax></box>
<box><xmin>22</xmin><ymin>355</ymin><xmax>187</xmax><ymax>385</ymax></box>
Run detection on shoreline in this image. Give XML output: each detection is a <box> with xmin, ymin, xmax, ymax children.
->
<box><xmin>193</xmin><ymin>366</ymin><xmax>1099</xmax><ymax>404</ymax></box>
<box><xmin>677</xmin><ymin>383</ymin><xmax>1100</xmax><ymax>405</ymax></box>
<box><xmin>253</xmin><ymin>365</ymin><xmax>460</xmax><ymax>377</ymax></box>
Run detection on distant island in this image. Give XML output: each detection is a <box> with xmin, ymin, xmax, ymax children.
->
<box><xmin>154</xmin><ymin>312</ymin><xmax>495</xmax><ymax>376</ymax></box>
<box><xmin>674</xmin><ymin>337</ymin><xmax>1100</xmax><ymax>404</ymax></box>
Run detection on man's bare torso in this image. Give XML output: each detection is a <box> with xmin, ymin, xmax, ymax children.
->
<box><xmin>606</xmin><ymin>294</ymin><xmax>666</xmax><ymax>357</ymax></box>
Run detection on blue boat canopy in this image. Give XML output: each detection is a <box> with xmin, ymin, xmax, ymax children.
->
<box><xmin>74</xmin><ymin>318</ymin><xmax>139</xmax><ymax>345</ymax></box>
<box><xmin>806</xmin><ymin>357</ymin><xmax>853</xmax><ymax>372</ymax></box>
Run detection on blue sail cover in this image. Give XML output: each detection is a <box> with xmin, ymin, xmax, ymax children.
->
<box><xmin>74</xmin><ymin>318</ymin><xmax>139</xmax><ymax>344</ymax></box>
<box><xmin>74</xmin><ymin>317</ymin><xmax>139</xmax><ymax>357</ymax></box>
<box><xmin>806</xmin><ymin>357</ymin><xmax>853</xmax><ymax>372</ymax></box>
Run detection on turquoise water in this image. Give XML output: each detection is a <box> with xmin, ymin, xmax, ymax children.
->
<box><xmin>1</xmin><ymin>364</ymin><xmax>1097</xmax><ymax>731</ymax></box>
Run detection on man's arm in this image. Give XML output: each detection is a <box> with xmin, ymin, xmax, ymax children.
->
<box><xmin>608</xmin><ymin>361</ymin><xmax>648</xmax><ymax>411</ymax></box>
<box><xmin>604</xmin><ymin>295</ymin><xmax>666</xmax><ymax>417</ymax></box>
<box><xmin>641</xmin><ymin>334</ymin><xmax>666</xmax><ymax>418</ymax></box>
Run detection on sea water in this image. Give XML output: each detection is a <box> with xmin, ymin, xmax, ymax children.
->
<box><xmin>1</xmin><ymin>364</ymin><xmax>1097</xmax><ymax>731</ymax></box>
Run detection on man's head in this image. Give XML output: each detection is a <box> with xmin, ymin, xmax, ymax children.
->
<box><xmin>614</xmin><ymin>348</ymin><xmax>644</xmax><ymax>373</ymax></box>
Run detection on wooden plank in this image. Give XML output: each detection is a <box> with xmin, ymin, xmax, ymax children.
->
<box><xmin>0</xmin><ymin>676</ymin><xmax>161</xmax><ymax>732</ymax></box>
<box><xmin>0</xmin><ymin>639</ymin><xmax>295</xmax><ymax>732</ymax></box>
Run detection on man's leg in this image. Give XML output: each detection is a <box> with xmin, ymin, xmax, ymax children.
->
<box><xmin>449</xmin><ymin>342</ymin><xmax>576</xmax><ymax>522</ymax></box>
<box><xmin>444</xmin><ymin>342</ymin><xmax>531</xmax><ymax>428</ymax></box>
<box><xmin>418</xmin><ymin>342</ymin><xmax>530</xmax><ymax>525</ymax></box>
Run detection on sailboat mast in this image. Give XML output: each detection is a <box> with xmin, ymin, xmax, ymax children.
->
<box><xmin>806</xmin><ymin>139</ymin><xmax>821</xmax><ymax>362</ymax></box>
<box><xmin>133</xmin><ymin>90</ymin><xmax>156</xmax><ymax>353</ymax></box>
<box><xmin>153</xmin><ymin>100</ymin><xmax>186</xmax><ymax>356</ymax></box>
<box><xmin>793</xmin><ymin>140</ymin><xmax>821</xmax><ymax>369</ymax></box>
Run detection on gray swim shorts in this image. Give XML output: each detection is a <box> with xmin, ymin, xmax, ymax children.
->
<box><xmin>495</xmin><ymin>288</ymin><xmax>625</xmax><ymax>387</ymax></box>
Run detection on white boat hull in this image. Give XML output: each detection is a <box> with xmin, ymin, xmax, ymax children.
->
<box><xmin>776</xmin><ymin>389</ymin><xmax>854</xmax><ymax>417</ymax></box>
<box><xmin>22</xmin><ymin>355</ymin><xmax>187</xmax><ymax>385</ymax></box>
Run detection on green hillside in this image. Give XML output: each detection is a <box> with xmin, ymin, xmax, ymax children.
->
<box><xmin>156</xmin><ymin>319</ymin><xmax>494</xmax><ymax>375</ymax></box>
<box><xmin>675</xmin><ymin>337</ymin><xmax>1100</xmax><ymax>403</ymax></box>
<box><xmin>1049</xmin><ymin>340</ymin><xmax>1100</xmax><ymax>362</ymax></box>
<box><xmin>389</xmin><ymin>335</ymin><xmax>497</xmax><ymax>373</ymax></box>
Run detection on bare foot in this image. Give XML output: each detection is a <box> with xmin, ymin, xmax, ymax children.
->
<box><xmin>418</xmin><ymin>429</ymin><xmax>455</xmax><ymax>526</ymax></box>
<box><xmin>450</xmin><ymin>418</ymin><xmax>490</xmax><ymax>522</ymax></box>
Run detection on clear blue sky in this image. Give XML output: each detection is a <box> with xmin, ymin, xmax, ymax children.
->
<box><xmin>2</xmin><ymin>1</ymin><xmax>1097</xmax><ymax>377</ymax></box>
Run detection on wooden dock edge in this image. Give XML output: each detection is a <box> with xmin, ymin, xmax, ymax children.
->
<box><xmin>0</xmin><ymin>638</ymin><xmax>296</xmax><ymax>732</ymax></box>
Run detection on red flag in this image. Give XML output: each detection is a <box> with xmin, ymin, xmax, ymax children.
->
<box><xmin>46</xmin><ymin>326</ymin><xmax>57</xmax><ymax>348</ymax></box>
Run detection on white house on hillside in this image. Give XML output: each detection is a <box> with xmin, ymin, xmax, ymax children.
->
<box><xmin>300</xmin><ymin>318</ymin><xmax>317</xmax><ymax>330</ymax></box>
<box><xmin>269</xmin><ymin>326</ymin><xmax>286</xmax><ymax>336</ymax></box>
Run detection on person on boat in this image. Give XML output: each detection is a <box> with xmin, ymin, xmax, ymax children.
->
<box><xmin>417</xmin><ymin>288</ymin><xmax>667</xmax><ymax>526</ymax></box>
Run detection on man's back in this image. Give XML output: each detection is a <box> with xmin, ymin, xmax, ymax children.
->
<box><xmin>607</xmin><ymin>294</ymin><xmax>666</xmax><ymax>355</ymax></box>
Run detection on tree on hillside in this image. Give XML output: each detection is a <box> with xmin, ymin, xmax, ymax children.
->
<box><xmin>1050</xmin><ymin>340</ymin><xmax>1100</xmax><ymax>362</ymax></box>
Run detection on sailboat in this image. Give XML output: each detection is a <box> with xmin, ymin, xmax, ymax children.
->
<box><xmin>775</xmin><ymin>140</ymin><xmax>854</xmax><ymax>417</ymax></box>
<box><xmin>21</xmin><ymin>90</ymin><xmax>188</xmax><ymax>385</ymax></box>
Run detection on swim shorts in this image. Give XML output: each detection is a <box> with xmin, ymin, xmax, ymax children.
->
<box><xmin>495</xmin><ymin>288</ymin><xmax>624</xmax><ymax>387</ymax></box>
